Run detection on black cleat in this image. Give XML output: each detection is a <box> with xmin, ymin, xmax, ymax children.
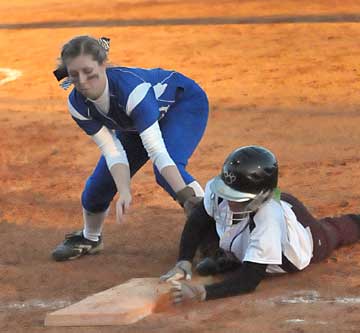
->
<box><xmin>52</xmin><ymin>230</ymin><xmax>103</xmax><ymax>261</ymax></box>
<box><xmin>196</xmin><ymin>249</ymin><xmax>242</xmax><ymax>276</ymax></box>
<box><xmin>349</xmin><ymin>214</ymin><xmax>360</xmax><ymax>223</ymax></box>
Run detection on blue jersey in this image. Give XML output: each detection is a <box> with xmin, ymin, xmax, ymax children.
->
<box><xmin>68</xmin><ymin>66</ymin><xmax>202</xmax><ymax>135</ymax></box>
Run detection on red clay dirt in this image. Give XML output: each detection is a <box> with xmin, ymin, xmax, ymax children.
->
<box><xmin>0</xmin><ymin>1</ymin><xmax>360</xmax><ymax>332</ymax></box>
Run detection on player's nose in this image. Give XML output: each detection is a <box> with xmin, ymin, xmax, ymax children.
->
<box><xmin>78</xmin><ymin>72</ymin><xmax>87</xmax><ymax>85</ymax></box>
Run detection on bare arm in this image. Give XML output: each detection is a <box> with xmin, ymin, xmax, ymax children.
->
<box><xmin>109</xmin><ymin>163</ymin><xmax>132</xmax><ymax>223</ymax></box>
<box><xmin>160</xmin><ymin>165</ymin><xmax>186</xmax><ymax>193</ymax></box>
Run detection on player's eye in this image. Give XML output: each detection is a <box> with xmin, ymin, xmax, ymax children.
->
<box><xmin>84</xmin><ymin>68</ymin><xmax>93</xmax><ymax>74</ymax></box>
<box><xmin>87</xmin><ymin>74</ymin><xmax>97</xmax><ymax>80</ymax></box>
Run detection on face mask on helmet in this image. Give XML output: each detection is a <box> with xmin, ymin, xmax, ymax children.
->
<box><xmin>210</xmin><ymin>145</ymin><xmax>278</xmax><ymax>225</ymax></box>
<box><xmin>230</xmin><ymin>189</ymin><xmax>273</xmax><ymax>218</ymax></box>
<box><xmin>211</xmin><ymin>190</ymin><xmax>273</xmax><ymax>227</ymax></box>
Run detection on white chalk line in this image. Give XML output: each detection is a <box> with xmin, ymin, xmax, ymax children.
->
<box><xmin>0</xmin><ymin>67</ymin><xmax>22</xmax><ymax>85</ymax></box>
<box><xmin>279</xmin><ymin>296</ymin><xmax>360</xmax><ymax>304</ymax></box>
<box><xmin>267</xmin><ymin>291</ymin><xmax>360</xmax><ymax>327</ymax></box>
<box><xmin>0</xmin><ymin>299</ymin><xmax>72</xmax><ymax>311</ymax></box>
<box><xmin>285</xmin><ymin>319</ymin><xmax>328</xmax><ymax>325</ymax></box>
<box><xmin>1</xmin><ymin>290</ymin><xmax>359</xmax><ymax>312</ymax></box>
<box><xmin>273</xmin><ymin>290</ymin><xmax>360</xmax><ymax>305</ymax></box>
<box><xmin>286</xmin><ymin>319</ymin><xmax>306</xmax><ymax>323</ymax></box>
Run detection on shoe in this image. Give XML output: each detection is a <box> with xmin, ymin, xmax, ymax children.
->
<box><xmin>52</xmin><ymin>230</ymin><xmax>103</xmax><ymax>261</ymax></box>
<box><xmin>195</xmin><ymin>249</ymin><xmax>242</xmax><ymax>276</ymax></box>
<box><xmin>349</xmin><ymin>214</ymin><xmax>360</xmax><ymax>223</ymax></box>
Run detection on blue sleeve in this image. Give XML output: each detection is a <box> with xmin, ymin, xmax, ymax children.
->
<box><xmin>68</xmin><ymin>90</ymin><xmax>102</xmax><ymax>135</ymax></box>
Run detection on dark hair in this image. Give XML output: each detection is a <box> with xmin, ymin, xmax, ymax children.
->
<box><xmin>60</xmin><ymin>35</ymin><xmax>108</xmax><ymax>68</ymax></box>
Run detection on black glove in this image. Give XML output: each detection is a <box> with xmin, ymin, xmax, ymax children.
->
<box><xmin>175</xmin><ymin>186</ymin><xmax>196</xmax><ymax>207</ymax></box>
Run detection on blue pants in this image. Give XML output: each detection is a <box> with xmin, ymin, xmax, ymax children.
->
<box><xmin>82</xmin><ymin>89</ymin><xmax>209</xmax><ymax>213</ymax></box>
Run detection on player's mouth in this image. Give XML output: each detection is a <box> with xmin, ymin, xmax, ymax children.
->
<box><xmin>78</xmin><ymin>87</ymin><xmax>90</xmax><ymax>94</ymax></box>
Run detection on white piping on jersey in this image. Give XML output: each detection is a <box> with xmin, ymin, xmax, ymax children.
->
<box><xmin>113</xmin><ymin>68</ymin><xmax>147</xmax><ymax>83</ymax></box>
<box><xmin>156</xmin><ymin>72</ymin><xmax>177</xmax><ymax>102</ymax></box>
<box><xmin>157</xmin><ymin>98</ymin><xmax>175</xmax><ymax>103</ymax></box>
<box><xmin>139</xmin><ymin>122</ymin><xmax>175</xmax><ymax>172</ymax></box>
<box><xmin>160</xmin><ymin>71</ymin><xmax>176</xmax><ymax>83</ymax></box>
<box><xmin>68</xmin><ymin>99</ymin><xmax>90</xmax><ymax>121</ymax></box>
<box><xmin>113</xmin><ymin>68</ymin><xmax>176</xmax><ymax>85</ymax></box>
<box><xmin>91</xmin><ymin>126</ymin><xmax>129</xmax><ymax>169</ymax></box>
<box><xmin>153</xmin><ymin>82</ymin><xmax>167</xmax><ymax>99</ymax></box>
<box><xmin>126</xmin><ymin>82</ymin><xmax>152</xmax><ymax>116</ymax></box>
<box><xmin>115</xmin><ymin>68</ymin><xmax>178</xmax><ymax>115</ymax></box>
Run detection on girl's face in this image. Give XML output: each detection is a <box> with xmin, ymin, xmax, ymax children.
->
<box><xmin>66</xmin><ymin>54</ymin><xmax>106</xmax><ymax>99</ymax></box>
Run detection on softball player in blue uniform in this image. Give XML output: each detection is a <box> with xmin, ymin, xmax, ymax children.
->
<box><xmin>161</xmin><ymin>146</ymin><xmax>360</xmax><ymax>303</ymax></box>
<box><xmin>52</xmin><ymin>36</ymin><xmax>209</xmax><ymax>261</ymax></box>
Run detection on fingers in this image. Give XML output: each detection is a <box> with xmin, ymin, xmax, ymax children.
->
<box><xmin>159</xmin><ymin>266</ymin><xmax>186</xmax><ymax>282</ymax></box>
<box><xmin>123</xmin><ymin>198</ymin><xmax>131</xmax><ymax>212</ymax></box>
<box><xmin>160</xmin><ymin>271</ymin><xmax>185</xmax><ymax>282</ymax></box>
<box><xmin>116</xmin><ymin>201</ymin><xmax>124</xmax><ymax>224</ymax></box>
<box><xmin>116</xmin><ymin>201</ymin><xmax>128</xmax><ymax>224</ymax></box>
<box><xmin>170</xmin><ymin>280</ymin><xmax>184</xmax><ymax>304</ymax></box>
<box><xmin>159</xmin><ymin>270</ymin><xmax>173</xmax><ymax>282</ymax></box>
<box><xmin>159</xmin><ymin>274</ymin><xmax>168</xmax><ymax>282</ymax></box>
<box><xmin>183</xmin><ymin>197</ymin><xmax>203</xmax><ymax>217</ymax></box>
<box><xmin>116</xmin><ymin>196</ymin><xmax>132</xmax><ymax>224</ymax></box>
<box><xmin>160</xmin><ymin>261</ymin><xmax>192</xmax><ymax>282</ymax></box>
<box><xmin>115</xmin><ymin>188</ymin><xmax>132</xmax><ymax>224</ymax></box>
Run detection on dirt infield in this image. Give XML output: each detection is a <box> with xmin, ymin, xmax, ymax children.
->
<box><xmin>1</xmin><ymin>1</ymin><xmax>360</xmax><ymax>332</ymax></box>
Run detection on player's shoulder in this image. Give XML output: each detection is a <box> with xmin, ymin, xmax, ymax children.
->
<box><xmin>106</xmin><ymin>66</ymin><xmax>147</xmax><ymax>83</ymax></box>
<box><xmin>107</xmin><ymin>66</ymin><xmax>181</xmax><ymax>83</ymax></box>
<box><xmin>254</xmin><ymin>198</ymin><xmax>284</xmax><ymax>226</ymax></box>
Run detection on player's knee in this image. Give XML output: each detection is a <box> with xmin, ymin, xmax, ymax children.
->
<box><xmin>81</xmin><ymin>184</ymin><xmax>111</xmax><ymax>213</ymax></box>
<box><xmin>81</xmin><ymin>190</ymin><xmax>108</xmax><ymax>213</ymax></box>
